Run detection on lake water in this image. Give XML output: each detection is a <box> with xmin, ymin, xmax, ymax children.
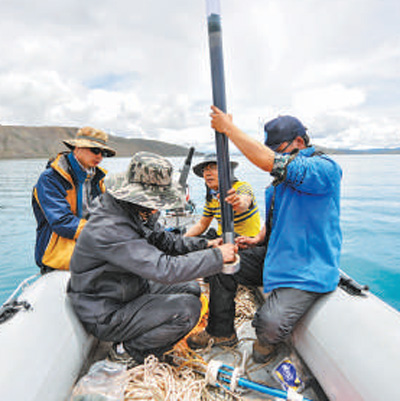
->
<box><xmin>1</xmin><ymin>154</ymin><xmax>399</xmax><ymax>311</ymax></box>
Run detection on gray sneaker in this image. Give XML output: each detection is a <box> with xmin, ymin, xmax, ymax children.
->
<box><xmin>107</xmin><ymin>343</ymin><xmax>138</xmax><ymax>369</ymax></box>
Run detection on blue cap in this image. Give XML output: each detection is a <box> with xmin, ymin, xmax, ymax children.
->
<box><xmin>264</xmin><ymin>116</ymin><xmax>307</xmax><ymax>151</ymax></box>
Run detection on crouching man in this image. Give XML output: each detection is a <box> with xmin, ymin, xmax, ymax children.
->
<box><xmin>67</xmin><ymin>151</ymin><xmax>236</xmax><ymax>365</ymax></box>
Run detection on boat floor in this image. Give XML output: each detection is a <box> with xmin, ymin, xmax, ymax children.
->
<box><xmin>72</xmin><ymin>287</ymin><xmax>327</xmax><ymax>401</ymax></box>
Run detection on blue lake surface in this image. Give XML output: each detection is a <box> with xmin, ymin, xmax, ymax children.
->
<box><xmin>1</xmin><ymin>154</ymin><xmax>399</xmax><ymax>311</ymax></box>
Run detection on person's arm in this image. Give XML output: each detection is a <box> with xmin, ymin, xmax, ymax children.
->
<box><xmin>34</xmin><ymin>171</ymin><xmax>85</xmax><ymax>239</ymax></box>
<box><xmin>225</xmin><ymin>187</ymin><xmax>252</xmax><ymax>214</ymax></box>
<box><xmin>235</xmin><ymin>224</ymin><xmax>266</xmax><ymax>249</ymax></box>
<box><xmin>98</xmin><ymin>230</ymin><xmax>236</xmax><ymax>284</ymax></box>
<box><xmin>285</xmin><ymin>155</ymin><xmax>342</xmax><ymax>195</ymax></box>
<box><xmin>210</xmin><ymin>105</ymin><xmax>275</xmax><ymax>172</ymax></box>
<box><xmin>184</xmin><ymin>215</ymin><xmax>213</xmax><ymax>237</ymax></box>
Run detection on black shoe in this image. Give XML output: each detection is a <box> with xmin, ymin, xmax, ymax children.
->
<box><xmin>252</xmin><ymin>340</ymin><xmax>277</xmax><ymax>364</ymax></box>
<box><xmin>186</xmin><ymin>329</ymin><xmax>238</xmax><ymax>350</ymax></box>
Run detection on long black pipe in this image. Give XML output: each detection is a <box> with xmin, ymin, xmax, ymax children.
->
<box><xmin>206</xmin><ymin>1</ymin><xmax>234</xmax><ymax>244</ymax></box>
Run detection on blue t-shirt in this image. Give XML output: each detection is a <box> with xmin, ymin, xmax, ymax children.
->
<box><xmin>264</xmin><ymin>147</ymin><xmax>342</xmax><ymax>293</ymax></box>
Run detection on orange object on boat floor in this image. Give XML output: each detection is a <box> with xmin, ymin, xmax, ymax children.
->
<box><xmin>174</xmin><ymin>293</ymin><xmax>209</xmax><ymax>350</ymax></box>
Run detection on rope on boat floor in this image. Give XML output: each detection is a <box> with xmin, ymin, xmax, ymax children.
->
<box><xmin>123</xmin><ymin>285</ymin><xmax>263</xmax><ymax>401</ymax></box>
<box><xmin>124</xmin><ymin>355</ymin><xmax>243</xmax><ymax>401</ymax></box>
<box><xmin>73</xmin><ymin>285</ymin><xmax>309</xmax><ymax>400</ymax></box>
<box><xmin>234</xmin><ymin>285</ymin><xmax>258</xmax><ymax>329</ymax></box>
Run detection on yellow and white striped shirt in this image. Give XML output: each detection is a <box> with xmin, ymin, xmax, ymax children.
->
<box><xmin>203</xmin><ymin>181</ymin><xmax>261</xmax><ymax>237</ymax></box>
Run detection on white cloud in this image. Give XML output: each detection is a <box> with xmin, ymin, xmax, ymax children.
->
<box><xmin>0</xmin><ymin>0</ymin><xmax>399</xmax><ymax>150</ymax></box>
<box><xmin>293</xmin><ymin>84</ymin><xmax>366</xmax><ymax>118</ymax></box>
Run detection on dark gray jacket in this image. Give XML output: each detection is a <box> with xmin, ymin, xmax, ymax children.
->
<box><xmin>68</xmin><ymin>193</ymin><xmax>223</xmax><ymax>323</ymax></box>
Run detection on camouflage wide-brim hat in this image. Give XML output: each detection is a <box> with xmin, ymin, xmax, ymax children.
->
<box><xmin>106</xmin><ymin>151</ymin><xmax>185</xmax><ymax>210</ymax></box>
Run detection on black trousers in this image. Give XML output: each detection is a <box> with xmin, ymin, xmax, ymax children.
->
<box><xmin>84</xmin><ymin>281</ymin><xmax>201</xmax><ymax>362</ymax></box>
<box><xmin>207</xmin><ymin>246</ymin><xmax>266</xmax><ymax>337</ymax></box>
<box><xmin>207</xmin><ymin>246</ymin><xmax>322</xmax><ymax>345</ymax></box>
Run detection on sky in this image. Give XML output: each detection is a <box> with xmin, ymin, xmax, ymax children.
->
<box><xmin>1</xmin><ymin>0</ymin><xmax>399</xmax><ymax>151</ymax></box>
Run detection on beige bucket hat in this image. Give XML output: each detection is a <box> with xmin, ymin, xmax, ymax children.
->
<box><xmin>106</xmin><ymin>151</ymin><xmax>185</xmax><ymax>210</ymax></box>
<box><xmin>63</xmin><ymin>126</ymin><xmax>116</xmax><ymax>157</ymax></box>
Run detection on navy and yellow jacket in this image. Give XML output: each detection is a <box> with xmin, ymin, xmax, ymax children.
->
<box><xmin>32</xmin><ymin>152</ymin><xmax>106</xmax><ymax>270</ymax></box>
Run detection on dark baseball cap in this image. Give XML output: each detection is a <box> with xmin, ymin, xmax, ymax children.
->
<box><xmin>264</xmin><ymin>115</ymin><xmax>307</xmax><ymax>151</ymax></box>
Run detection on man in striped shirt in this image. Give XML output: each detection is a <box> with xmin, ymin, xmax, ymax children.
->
<box><xmin>184</xmin><ymin>154</ymin><xmax>261</xmax><ymax>239</ymax></box>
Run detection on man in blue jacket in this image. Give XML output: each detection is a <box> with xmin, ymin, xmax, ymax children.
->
<box><xmin>32</xmin><ymin>127</ymin><xmax>116</xmax><ymax>273</ymax></box>
<box><xmin>188</xmin><ymin>107</ymin><xmax>342</xmax><ymax>363</ymax></box>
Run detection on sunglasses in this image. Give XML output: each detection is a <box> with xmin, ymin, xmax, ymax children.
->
<box><xmin>276</xmin><ymin>140</ymin><xmax>294</xmax><ymax>154</ymax></box>
<box><xmin>202</xmin><ymin>163</ymin><xmax>218</xmax><ymax>173</ymax></box>
<box><xmin>89</xmin><ymin>147</ymin><xmax>107</xmax><ymax>157</ymax></box>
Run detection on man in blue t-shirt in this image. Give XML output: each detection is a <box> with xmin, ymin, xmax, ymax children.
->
<box><xmin>187</xmin><ymin>107</ymin><xmax>342</xmax><ymax>363</ymax></box>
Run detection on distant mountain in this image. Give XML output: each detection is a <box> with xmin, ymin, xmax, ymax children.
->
<box><xmin>1</xmin><ymin>125</ymin><xmax>398</xmax><ymax>159</ymax></box>
<box><xmin>314</xmin><ymin>145</ymin><xmax>400</xmax><ymax>155</ymax></box>
<box><xmin>228</xmin><ymin>145</ymin><xmax>400</xmax><ymax>156</ymax></box>
<box><xmin>0</xmin><ymin>125</ymin><xmax>191</xmax><ymax>159</ymax></box>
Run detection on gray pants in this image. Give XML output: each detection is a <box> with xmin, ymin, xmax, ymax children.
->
<box><xmin>207</xmin><ymin>246</ymin><xmax>322</xmax><ymax>345</ymax></box>
<box><xmin>252</xmin><ymin>287</ymin><xmax>321</xmax><ymax>345</ymax></box>
<box><xmin>84</xmin><ymin>281</ymin><xmax>201</xmax><ymax>362</ymax></box>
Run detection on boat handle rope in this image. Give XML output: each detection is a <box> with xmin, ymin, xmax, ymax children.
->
<box><xmin>0</xmin><ymin>300</ymin><xmax>32</xmax><ymax>324</ymax></box>
<box><xmin>339</xmin><ymin>270</ymin><xmax>369</xmax><ymax>296</ymax></box>
<box><xmin>0</xmin><ymin>273</ymin><xmax>38</xmax><ymax>324</ymax></box>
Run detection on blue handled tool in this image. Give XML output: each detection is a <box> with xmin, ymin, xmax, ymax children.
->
<box><xmin>216</xmin><ymin>363</ymin><xmax>313</xmax><ymax>400</ymax></box>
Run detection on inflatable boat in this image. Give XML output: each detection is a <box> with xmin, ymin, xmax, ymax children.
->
<box><xmin>1</xmin><ymin>269</ymin><xmax>400</xmax><ymax>401</ymax></box>
<box><xmin>0</xmin><ymin>272</ymin><xmax>94</xmax><ymax>401</ymax></box>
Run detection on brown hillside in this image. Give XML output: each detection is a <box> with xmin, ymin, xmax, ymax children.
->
<box><xmin>0</xmin><ymin>126</ymin><xmax>190</xmax><ymax>159</ymax></box>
